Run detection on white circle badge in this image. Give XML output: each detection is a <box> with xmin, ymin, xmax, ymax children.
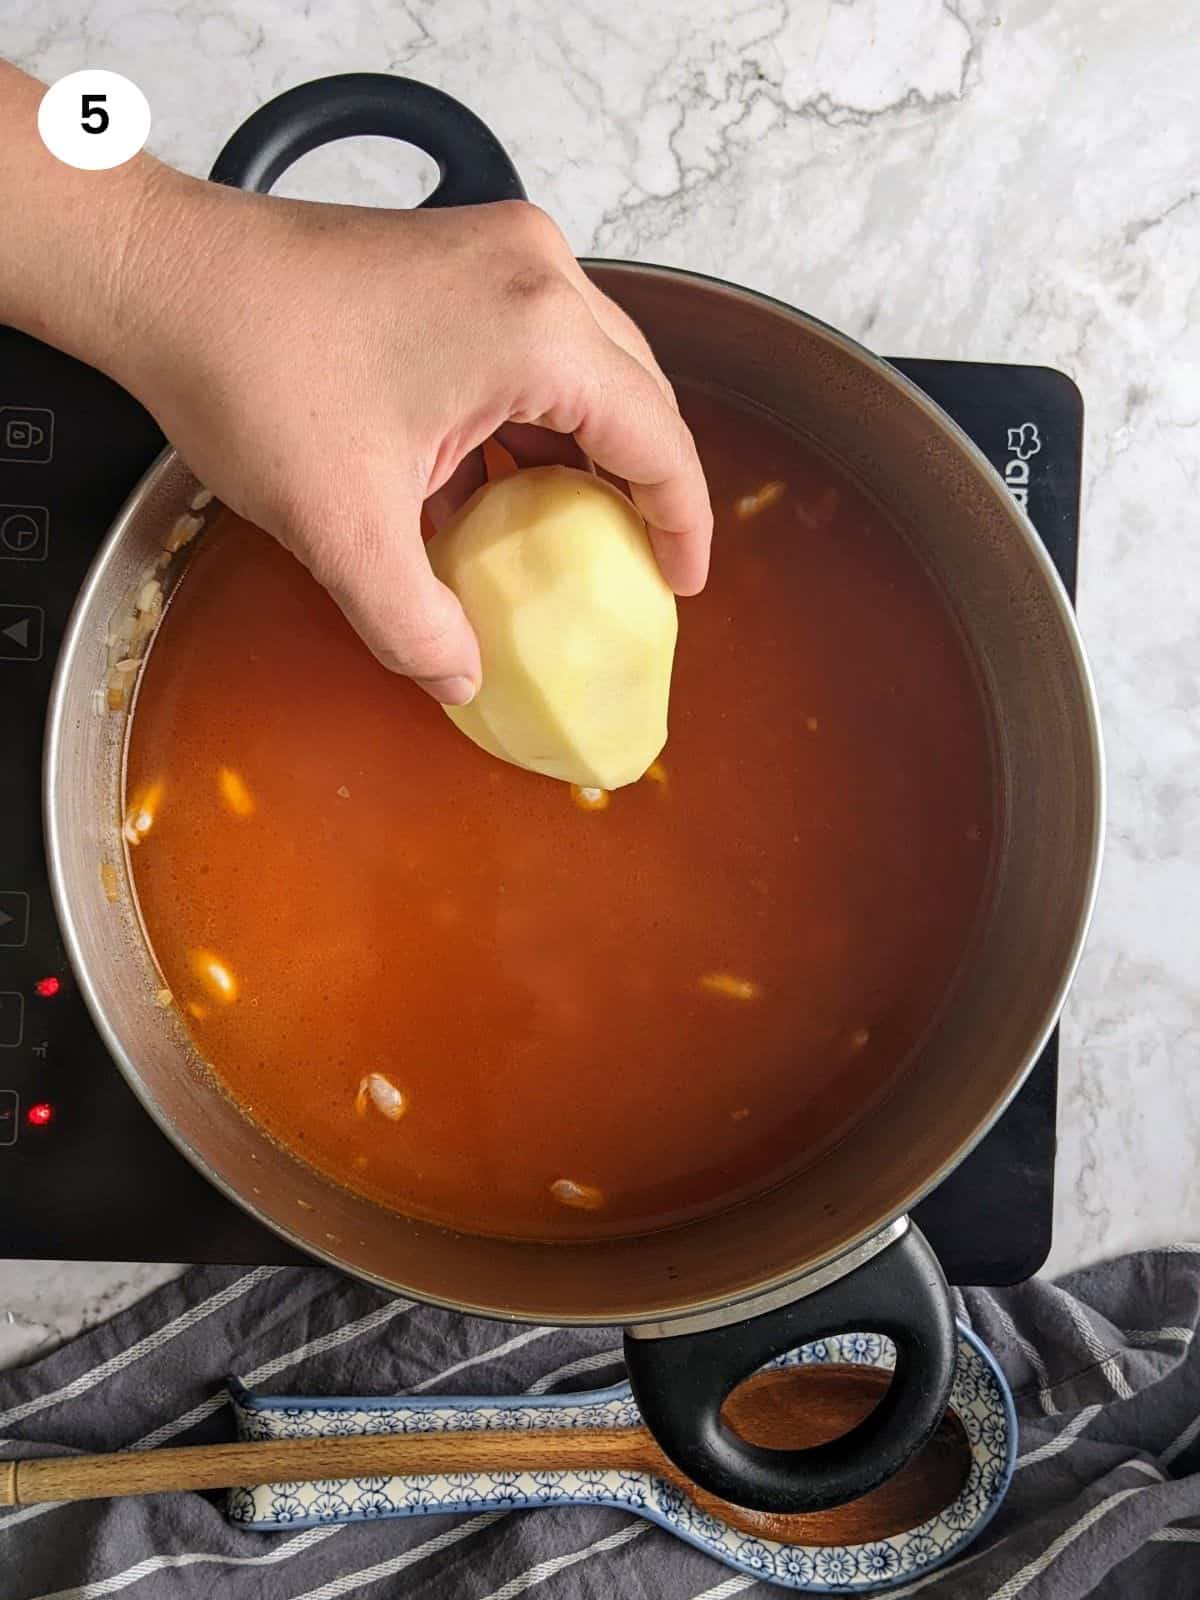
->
<box><xmin>38</xmin><ymin>70</ymin><xmax>151</xmax><ymax>171</ymax></box>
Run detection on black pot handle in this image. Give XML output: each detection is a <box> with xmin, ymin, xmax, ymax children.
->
<box><xmin>623</xmin><ymin>1221</ymin><xmax>956</xmax><ymax>1514</ymax></box>
<box><xmin>208</xmin><ymin>72</ymin><xmax>526</xmax><ymax>206</ymax></box>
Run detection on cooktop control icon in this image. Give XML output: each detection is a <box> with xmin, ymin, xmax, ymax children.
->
<box><xmin>0</xmin><ymin>406</ymin><xmax>54</xmax><ymax>464</ymax></box>
<box><xmin>0</xmin><ymin>505</ymin><xmax>49</xmax><ymax>561</ymax></box>
<box><xmin>0</xmin><ymin>992</ymin><xmax>24</xmax><ymax>1049</ymax></box>
<box><xmin>0</xmin><ymin>892</ymin><xmax>31</xmax><ymax>947</ymax></box>
<box><xmin>0</xmin><ymin>605</ymin><xmax>44</xmax><ymax>662</ymax></box>
<box><xmin>1006</xmin><ymin>421</ymin><xmax>1042</xmax><ymax>461</ymax></box>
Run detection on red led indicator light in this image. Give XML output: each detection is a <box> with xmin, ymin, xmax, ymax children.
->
<box><xmin>35</xmin><ymin>976</ymin><xmax>61</xmax><ymax>998</ymax></box>
<box><xmin>26</xmin><ymin>1102</ymin><xmax>54</xmax><ymax>1127</ymax></box>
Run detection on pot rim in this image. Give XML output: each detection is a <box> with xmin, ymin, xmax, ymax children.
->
<box><xmin>44</xmin><ymin>261</ymin><xmax>1106</xmax><ymax>1326</ymax></box>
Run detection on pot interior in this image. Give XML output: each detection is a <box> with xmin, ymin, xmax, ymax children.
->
<box><xmin>46</xmin><ymin>266</ymin><xmax>1102</xmax><ymax>1323</ymax></box>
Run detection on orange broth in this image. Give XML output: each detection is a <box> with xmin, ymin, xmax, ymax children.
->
<box><xmin>124</xmin><ymin>386</ymin><xmax>997</xmax><ymax>1240</ymax></box>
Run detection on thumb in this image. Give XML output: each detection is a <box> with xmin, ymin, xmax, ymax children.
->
<box><xmin>295</xmin><ymin>491</ymin><xmax>481</xmax><ymax>705</ymax></box>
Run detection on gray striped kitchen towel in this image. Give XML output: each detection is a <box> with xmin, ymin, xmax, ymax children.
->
<box><xmin>2</xmin><ymin>1248</ymin><xmax>1200</xmax><ymax>1598</ymax></box>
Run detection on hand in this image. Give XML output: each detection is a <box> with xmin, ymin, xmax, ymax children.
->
<box><xmin>112</xmin><ymin>174</ymin><xmax>713</xmax><ymax>703</ymax></box>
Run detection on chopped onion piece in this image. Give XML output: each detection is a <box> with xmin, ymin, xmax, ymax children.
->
<box><xmin>218</xmin><ymin>767</ymin><xmax>255</xmax><ymax>818</ymax></box>
<box><xmin>162</xmin><ymin>513</ymin><xmax>204</xmax><ymax>553</ymax></box>
<box><xmin>357</xmin><ymin>1072</ymin><xmax>407</xmax><ymax>1121</ymax></box>
<box><xmin>123</xmin><ymin>782</ymin><xmax>163</xmax><ymax>846</ymax></box>
<box><xmin>699</xmin><ymin>973</ymin><xmax>760</xmax><ymax>1002</ymax></box>
<box><xmin>188</xmin><ymin>948</ymin><xmax>238</xmax><ymax>1003</ymax></box>
<box><xmin>700</xmin><ymin>972</ymin><xmax>764</xmax><ymax>998</ymax></box>
<box><xmin>735</xmin><ymin>480</ymin><xmax>785</xmax><ymax>520</ymax></box>
<box><xmin>550</xmin><ymin>1177</ymin><xmax>605</xmax><ymax>1211</ymax></box>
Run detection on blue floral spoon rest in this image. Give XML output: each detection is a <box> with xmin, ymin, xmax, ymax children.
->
<box><xmin>228</xmin><ymin>1323</ymin><xmax>1015</xmax><ymax>1592</ymax></box>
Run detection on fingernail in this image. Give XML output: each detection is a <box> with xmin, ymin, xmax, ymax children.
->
<box><xmin>416</xmin><ymin>674</ymin><xmax>478</xmax><ymax>706</ymax></box>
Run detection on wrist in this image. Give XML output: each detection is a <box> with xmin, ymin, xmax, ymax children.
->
<box><xmin>0</xmin><ymin>137</ymin><xmax>182</xmax><ymax>376</ymax></box>
<box><xmin>0</xmin><ymin>62</ymin><xmax>225</xmax><ymax>399</ymax></box>
<box><xmin>92</xmin><ymin>159</ymin><xmax>222</xmax><ymax>400</ymax></box>
<box><xmin>0</xmin><ymin>79</ymin><xmax>216</xmax><ymax>402</ymax></box>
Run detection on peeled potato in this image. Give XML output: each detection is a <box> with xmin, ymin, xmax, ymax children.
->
<box><xmin>427</xmin><ymin>466</ymin><xmax>677</xmax><ymax>790</ymax></box>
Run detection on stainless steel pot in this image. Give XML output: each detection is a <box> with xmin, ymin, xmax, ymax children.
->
<box><xmin>44</xmin><ymin>75</ymin><xmax>1103</xmax><ymax>1516</ymax></box>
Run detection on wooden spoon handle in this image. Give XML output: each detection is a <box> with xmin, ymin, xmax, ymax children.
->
<box><xmin>1</xmin><ymin>1427</ymin><xmax>648</xmax><ymax>1507</ymax></box>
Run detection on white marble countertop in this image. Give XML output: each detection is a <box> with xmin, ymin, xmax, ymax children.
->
<box><xmin>2</xmin><ymin>0</ymin><xmax>1197</xmax><ymax>1368</ymax></box>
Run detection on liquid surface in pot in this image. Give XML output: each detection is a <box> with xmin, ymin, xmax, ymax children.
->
<box><xmin>125</xmin><ymin>387</ymin><xmax>996</xmax><ymax>1240</ymax></box>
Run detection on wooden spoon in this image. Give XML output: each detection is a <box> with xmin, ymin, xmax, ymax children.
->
<box><xmin>0</xmin><ymin>1363</ymin><xmax>969</xmax><ymax>1546</ymax></box>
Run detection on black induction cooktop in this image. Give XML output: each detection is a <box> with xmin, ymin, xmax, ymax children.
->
<box><xmin>0</xmin><ymin>328</ymin><xmax>1082</xmax><ymax>1283</ymax></box>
